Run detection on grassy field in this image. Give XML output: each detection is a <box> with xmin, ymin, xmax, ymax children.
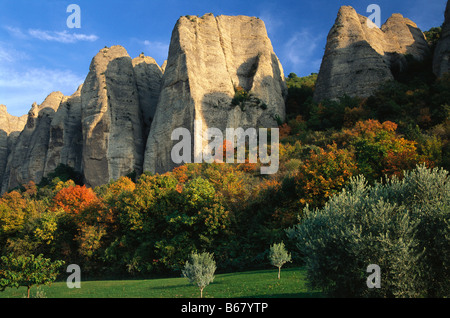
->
<box><xmin>0</xmin><ymin>267</ymin><xmax>322</xmax><ymax>298</ymax></box>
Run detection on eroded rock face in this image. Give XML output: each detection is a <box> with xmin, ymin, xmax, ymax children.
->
<box><xmin>43</xmin><ymin>85</ymin><xmax>83</xmax><ymax>177</ymax></box>
<box><xmin>0</xmin><ymin>105</ymin><xmax>28</xmax><ymax>189</ymax></box>
<box><xmin>314</xmin><ymin>6</ymin><xmax>430</xmax><ymax>102</ymax></box>
<box><xmin>0</xmin><ymin>15</ymin><xmax>286</xmax><ymax>189</ymax></box>
<box><xmin>434</xmin><ymin>1</ymin><xmax>450</xmax><ymax>77</ymax></box>
<box><xmin>0</xmin><ymin>47</ymin><xmax>163</xmax><ymax>192</ymax></box>
<box><xmin>81</xmin><ymin>45</ymin><xmax>145</xmax><ymax>187</ymax></box>
<box><xmin>143</xmin><ymin>13</ymin><xmax>287</xmax><ymax>174</ymax></box>
<box><xmin>132</xmin><ymin>54</ymin><xmax>163</xmax><ymax>140</ymax></box>
<box><xmin>2</xmin><ymin>92</ymin><xmax>64</xmax><ymax>191</ymax></box>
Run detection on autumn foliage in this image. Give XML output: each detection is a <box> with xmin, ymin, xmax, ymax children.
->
<box><xmin>53</xmin><ymin>185</ymin><xmax>98</xmax><ymax>215</ymax></box>
<box><xmin>294</xmin><ymin>143</ymin><xmax>358</xmax><ymax>209</ymax></box>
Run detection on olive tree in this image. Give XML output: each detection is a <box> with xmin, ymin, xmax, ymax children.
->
<box><xmin>182</xmin><ymin>252</ymin><xmax>216</xmax><ymax>298</ymax></box>
<box><xmin>269</xmin><ymin>242</ymin><xmax>292</xmax><ymax>279</ymax></box>
<box><xmin>287</xmin><ymin>165</ymin><xmax>449</xmax><ymax>298</ymax></box>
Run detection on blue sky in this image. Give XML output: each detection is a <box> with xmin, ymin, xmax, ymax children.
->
<box><xmin>0</xmin><ymin>0</ymin><xmax>447</xmax><ymax>116</ymax></box>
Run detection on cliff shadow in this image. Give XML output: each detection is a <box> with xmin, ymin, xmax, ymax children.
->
<box><xmin>236</xmin><ymin>54</ymin><xmax>261</xmax><ymax>91</ymax></box>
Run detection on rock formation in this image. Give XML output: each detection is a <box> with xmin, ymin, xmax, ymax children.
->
<box><xmin>43</xmin><ymin>85</ymin><xmax>83</xmax><ymax>177</ymax></box>
<box><xmin>132</xmin><ymin>54</ymin><xmax>163</xmax><ymax>140</ymax></box>
<box><xmin>0</xmin><ymin>14</ymin><xmax>287</xmax><ymax>190</ymax></box>
<box><xmin>0</xmin><ymin>46</ymin><xmax>164</xmax><ymax>192</ymax></box>
<box><xmin>143</xmin><ymin>13</ymin><xmax>287</xmax><ymax>174</ymax></box>
<box><xmin>80</xmin><ymin>45</ymin><xmax>146</xmax><ymax>187</ymax></box>
<box><xmin>0</xmin><ymin>105</ymin><xmax>27</xmax><ymax>187</ymax></box>
<box><xmin>434</xmin><ymin>0</ymin><xmax>450</xmax><ymax>77</ymax></box>
<box><xmin>2</xmin><ymin>92</ymin><xmax>64</xmax><ymax>191</ymax></box>
<box><xmin>314</xmin><ymin>6</ymin><xmax>430</xmax><ymax>102</ymax></box>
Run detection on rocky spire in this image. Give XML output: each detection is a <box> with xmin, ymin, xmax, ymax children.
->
<box><xmin>80</xmin><ymin>45</ymin><xmax>145</xmax><ymax>187</ymax></box>
<box><xmin>2</xmin><ymin>92</ymin><xmax>65</xmax><ymax>192</ymax></box>
<box><xmin>313</xmin><ymin>6</ymin><xmax>430</xmax><ymax>102</ymax></box>
<box><xmin>143</xmin><ymin>13</ymin><xmax>287</xmax><ymax>174</ymax></box>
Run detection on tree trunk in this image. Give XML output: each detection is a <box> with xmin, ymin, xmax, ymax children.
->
<box><xmin>200</xmin><ymin>287</ymin><xmax>204</xmax><ymax>298</ymax></box>
<box><xmin>27</xmin><ymin>286</ymin><xmax>31</xmax><ymax>298</ymax></box>
<box><xmin>278</xmin><ymin>267</ymin><xmax>281</xmax><ymax>279</ymax></box>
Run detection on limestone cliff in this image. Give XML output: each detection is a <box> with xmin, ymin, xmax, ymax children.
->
<box><xmin>2</xmin><ymin>92</ymin><xmax>64</xmax><ymax>191</ymax></box>
<box><xmin>143</xmin><ymin>13</ymin><xmax>287</xmax><ymax>174</ymax></box>
<box><xmin>314</xmin><ymin>6</ymin><xmax>430</xmax><ymax>102</ymax></box>
<box><xmin>434</xmin><ymin>0</ymin><xmax>450</xmax><ymax>77</ymax></box>
<box><xmin>81</xmin><ymin>45</ymin><xmax>145</xmax><ymax>187</ymax></box>
<box><xmin>0</xmin><ymin>47</ymin><xmax>163</xmax><ymax>192</ymax></box>
<box><xmin>0</xmin><ymin>105</ymin><xmax>28</xmax><ymax>188</ymax></box>
<box><xmin>132</xmin><ymin>54</ymin><xmax>163</xmax><ymax>140</ymax></box>
<box><xmin>43</xmin><ymin>85</ymin><xmax>83</xmax><ymax>177</ymax></box>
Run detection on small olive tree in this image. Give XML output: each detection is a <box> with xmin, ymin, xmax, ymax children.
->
<box><xmin>269</xmin><ymin>242</ymin><xmax>292</xmax><ymax>279</ymax></box>
<box><xmin>182</xmin><ymin>252</ymin><xmax>216</xmax><ymax>298</ymax></box>
<box><xmin>0</xmin><ymin>253</ymin><xmax>65</xmax><ymax>298</ymax></box>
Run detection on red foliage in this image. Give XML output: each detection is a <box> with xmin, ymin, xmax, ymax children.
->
<box><xmin>53</xmin><ymin>185</ymin><xmax>98</xmax><ymax>215</ymax></box>
<box><xmin>172</xmin><ymin>165</ymin><xmax>189</xmax><ymax>183</ymax></box>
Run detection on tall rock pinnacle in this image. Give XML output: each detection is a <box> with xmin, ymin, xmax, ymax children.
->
<box><xmin>81</xmin><ymin>45</ymin><xmax>145</xmax><ymax>187</ymax></box>
<box><xmin>143</xmin><ymin>13</ymin><xmax>287</xmax><ymax>174</ymax></box>
<box><xmin>2</xmin><ymin>92</ymin><xmax>65</xmax><ymax>191</ymax></box>
<box><xmin>313</xmin><ymin>6</ymin><xmax>430</xmax><ymax>102</ymax></box>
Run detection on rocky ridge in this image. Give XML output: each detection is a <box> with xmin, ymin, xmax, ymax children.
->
<box><xmin>0</xmin><ymin>14</ymin><xmax>286</xmax><ymax>192</ymax></box>
<box><xmin>2</xmin><ymin>5</ymin><xmax>448</xmax><ymax>192</ymax></box>
<box><xmin>313</xmin><ymin>6</ymin><xmax>430</xmax><ymax>102</ymax></box>
<box><xmin>143</xmin><ymin>13</ymin><xmax>287</xmax><ymax>174</ymax></box>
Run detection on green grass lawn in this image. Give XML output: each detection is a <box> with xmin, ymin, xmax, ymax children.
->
<box><xmin>0</xmin><ymin>267</ymin><xmax>322</xmax><ymax>298</ymax></box>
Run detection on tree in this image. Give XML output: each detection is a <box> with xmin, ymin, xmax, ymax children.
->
<box><xmin>0</xmin><ymin>253</ymin><xmax>65</xmax><ymax>298</ymax></box>
<box><xmin>287</xmin><ymin>165</ymin><xmax>449</xmax><ymax>298</ymax></box>
<box><xmin>182</xmin><ymin>252</ymin><xmax>216</xmax><ymax>298</ymax></box>
<box><xmin>269</xmin><ymin>242</ymin><xmax>292</xmax><ymax>279</ymax></box>
<box><xmin>294</xmin><ymin>143</ymin><xmax>358</xmax><ymax>209</ymax></box>
<box><xmin>0</xmin><ymin>191</ymin><xmax>27</xmax><ymax>236</ymax></box>
<box><xmin>53</xmin><ymin>185</ymin><xmax>98</xmax><ymax>216</ymax></box>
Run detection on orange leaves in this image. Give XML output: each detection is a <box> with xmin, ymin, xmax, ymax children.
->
<box><xmin>53</xmin><ymin>185</ymin><xmax>98</xmax><ymax>216</ymax></box>
<box><xmin>215</xmin><ymin>139</ymin><xmax>235</xmax><ymax>163</ymax></box>
<box><xmin>346</xmin><ymin>119</ymin><xmax>427</xmax><ymax>180</ymax></box>
<box><xmin>294</xmin><ymin>143</ymin><xmax>358</xmax><ymax>209</ymax></box>
<box><xmin>279</xmin><ymin>123</ymin><xmax>292</xmax><ymax>139</ymax></box>
<box><xmin>106</xmin><ymin>176</ymin><xmax>136</xmax><ymax>199</ymax></box>
<box><xmin>345</xmin><ymin>119</ymin><xmax>397</xmax><ymax>138</ymax></box>
<box><xmin>172</xmin><ymin>165</ymin><xmax>189</xmax><ymax>183</ymax></box>
<box><xmin>381</xmin><ymin>138</ymin><xmax>423</xmax><ymax>178</ymax></box>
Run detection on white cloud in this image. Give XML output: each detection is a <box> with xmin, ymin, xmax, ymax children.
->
<box><xmin>0</xmin><ymin>45</ymin><xmax>84</xmax><ymax>116</ymax></box>
<box><xmin>4</xmin><ymin>25</ymin><xmax>98</xmax><ymax>43</ymax></box>
<box><xmin>258</xmin><ymin>11</ymin><xmax>283</xmax><ymax>36</ymax></box>
<box><xmin>0</xmin><ymin>66</ymin><xmax>84</xmax><ymax>116</ymax></box>
<box><xmin>3</xmin><ymin>26</ymin><xmax>27</xmax><ymax>39</ymax></box>
<box><xmin>28</xmin><ymin>29</ymin><xmax>98</xmax><ymax>43</ymax></box>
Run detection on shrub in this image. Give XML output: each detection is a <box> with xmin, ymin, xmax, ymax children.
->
<box><xmin>287</xmin><ymin>165</ymin><xmax>449</xmax><ymax>298</ymax></box>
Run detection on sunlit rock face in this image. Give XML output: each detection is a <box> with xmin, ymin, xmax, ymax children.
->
<box><xmin>314</xmin><ymin>6</ymin><xmax>430</xmax><ymax>102</ymax></box>
<box><xmin>144</xmin><ymin>14</ymin><xmax>287</xmax><ymax>174</ymax></box>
